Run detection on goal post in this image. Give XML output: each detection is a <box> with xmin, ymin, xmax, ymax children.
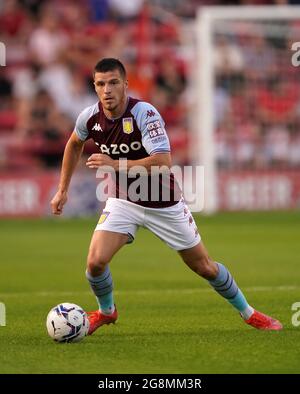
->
<box><xmin>194</xmin><ymin>6</ymin><xmax>300</xmax><ymax>213</ymax></box>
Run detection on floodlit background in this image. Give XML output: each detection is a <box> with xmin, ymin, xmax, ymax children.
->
<box><xmin>1</xmin><ymin>0</ymin><xmax>300</xmax><ymax>216</ymax></box>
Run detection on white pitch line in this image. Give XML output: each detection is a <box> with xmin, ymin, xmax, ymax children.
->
<box><xmin>0</xmin><ymin>285</ymin><xmax>299</xmax><ymax>298</ymax></box>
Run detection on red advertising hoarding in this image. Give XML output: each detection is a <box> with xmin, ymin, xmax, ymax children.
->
<box><xmin>218</xmin><ymin>170</ymin><xmax>300</xmax><ymax>210</ymax></box>
<box><xmin>0</xmin><ymin>170</ymin><xmax>299</xmax><ymax>216</ymax></box>
<box><xmin>0</xmin><ymin>171</ymin><xmax>99</xmax><ymax>217</ymax></box>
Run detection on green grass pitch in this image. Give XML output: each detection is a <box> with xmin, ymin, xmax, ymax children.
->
<box><xmin>0</xmin><ymin>211</ymin><xmax>300</xmax><ymax>374</ymax></box>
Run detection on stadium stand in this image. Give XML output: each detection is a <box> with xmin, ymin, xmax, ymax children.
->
<box><xmin>1</xmin><ymin>0</ymin><xmax>299</xmax><ymax>171</ymax></box>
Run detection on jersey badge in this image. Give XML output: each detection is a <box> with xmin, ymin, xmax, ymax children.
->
<box><xmin>122</xmin><ymin>117</ymin><xmax>133</xmax><ymax>134</ymax></box>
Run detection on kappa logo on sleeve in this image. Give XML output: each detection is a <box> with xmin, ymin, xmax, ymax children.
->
<box><xmin>146</xmin><ymin>110</ymin><xmax>156</xmax><ymax>118</ymax></box>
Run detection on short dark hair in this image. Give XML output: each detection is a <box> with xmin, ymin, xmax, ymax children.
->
<box><xmin>94</xmin><ymin>58</ymin><xmax>126</xmax><ymax>79</ymax></box>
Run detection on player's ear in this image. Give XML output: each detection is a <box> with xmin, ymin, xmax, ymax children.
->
<box><xmin>125</xmin><ymin>79</ymin><xmax>128</xmax><ymax>89</ymax></box>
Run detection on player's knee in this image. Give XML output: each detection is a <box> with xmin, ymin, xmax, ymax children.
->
<box><xmin>86</xmin><ymin>252</ymin><xmax>109</xmax><ymax>277</ymax></box>
<box><xmin>193</xmin><ymin>256</ymin><xmax>218</xmax><ymax>280</ymax></box>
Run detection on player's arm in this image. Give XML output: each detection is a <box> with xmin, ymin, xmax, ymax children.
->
<box><xmin>86</xmin><ymin>152</ymin><xmax>171</xmax><ymax>173</ymax></box>
<box><xmin>51</xmin><ymin>132</ymin><xmax>85</xmax><ymax>215</ymax></box>
<box><xmin>127</xmin><ymin>152</ymin><xmax>171</xmax><ymax>171</ymax></box>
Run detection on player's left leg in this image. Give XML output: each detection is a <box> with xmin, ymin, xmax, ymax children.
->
<box><xmin>144</xmin><ymin>198</ymin><xmax>282</xmax><ymax>330</ymax></box>
<box><xmin>179</xmin><ymin>242</ymin><xmax>283</xmax><ymax>330</ymax></box>
<box><xmin>179</xmin><ymin>242</ymin><xmax>254</xmax><ymax>318</ymax></box>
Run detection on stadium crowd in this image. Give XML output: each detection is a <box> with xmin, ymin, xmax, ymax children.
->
<box><xmin>1</xmin><ymin>0</ymin><xmax>300</xmax><ymax>171</ymax></box>
<box><xmin>214</xmin><ymin>24</ymin><xmax>300</xmax><ymax>170</ymax></box>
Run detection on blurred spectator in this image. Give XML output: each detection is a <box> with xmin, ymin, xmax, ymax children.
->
<box><xmin>241</xmin><ymin>33</ymin><xmax>277</xmax><ymax>82</ymax></box>
<box><xmin>0</xmin><ymin>69</ymin><xmax>17</xmax><ymax>133</ymax></box>
<box><xmin>29</xmin><ymin>7</ymin><xmax>69</xmax><ymax>65</ymax></box>
<box><xmin>0</xmin><ymin>0</ymin><xmax>32</xmax><ymax>67</ymax></box>
<box><xmin>150</xmin><ymin>0</ymin><xmax>219</xmax><ymax>18</ymax></box>
<box><xmin>108</xmin><ymin>0</ymin><xmax>144</xmax><ymax>22</ymax></box>
<box><xmin>256</xmin><ymin>77</ymin><xmax>298</xmax><ymax>126</ymax></box>
<box><xmin>87</xmin><ymin>0</ymin><xmax>110</xmax><ymax>22</ymax></box>
<box><xmin>235</xmin><ymin>120</ymin><xmax>260</xmax><ymax>169</ymax></box>
<box><xmin>0</xmin><ymin>0</ymin><xmax>28</xmax><ymax>37</ymax></box>
<box><xmin>12</xmin><ymin>62</ymin><xmax>41</xmax><ymax>101</ymax></box>
<box><xmin>214</xmin><ymin>35</ymin><xmax>245</xmax><ymax>90</ymax></box>
<box><xmin>215</xmin><ymin>113</ymin><xmax>236</xmax><ymax>169</ymax></box>
<box><xmin>0</xmin><ymin>70</ymin><xmax>13</xmax><ymax>104</ymax></box>
<box><xmin>263</xmin><ymin>125</ymin><xmax>290</xmax><ymax>168</ymax></box>
<box><xmin>289</xmin><ymin>132</ymin><xmax>300</xmax><ymax>167</ymax></box>
<box><xmin>38</xmin><ymin>60</ymin><xmax>95</xmax><ymax>121</ymax></box>
<box><xmin>19</xmin><ymin>0</ymin><xmax>47</xmax><ymax>19</ymax></box>
<box><xmin>155</xmin><ymin>57</ymin><xmax>186</xmax><ymax>102</ymax></box>
<box><xmin>22</xmin><ymin>89</ymin><xmax>72</xmax><ymax>167</ymax></box>
<box><xmin>214</xmin><ymin>87</ymin><xmax>230</xmax><ymax>128</ymax></box>
<box><xmin>126</xmin><ymin>59</ymin><xmax>154</xmax><ymax>101</ymax></box>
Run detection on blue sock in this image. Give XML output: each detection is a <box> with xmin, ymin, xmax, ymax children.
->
<box><xmin>209</xmin><ymin>263</ymin><xmax>253</xmax><ymax>319</ymax></box>
<box><xmin>86</xmin><ymin>266</ymin><xmax>115</xmax><ymax>315</ymax></box>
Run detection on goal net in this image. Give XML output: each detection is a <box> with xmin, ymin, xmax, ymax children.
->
<box><xmin>193</xmin><ymin>6</ymin><xmax>300</xmax><ymax>212</ymax></box>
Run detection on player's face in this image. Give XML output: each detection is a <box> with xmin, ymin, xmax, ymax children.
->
<box><xmin>94</xmin><ymin>69</ymin><xmax>128</xmax><ymax>117</ymax></box>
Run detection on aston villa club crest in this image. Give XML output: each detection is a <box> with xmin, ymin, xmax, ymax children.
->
<box><xmin>122</xmin><ymin>117</ymin><xmax>133</xmax><ymax>134</ymax></box>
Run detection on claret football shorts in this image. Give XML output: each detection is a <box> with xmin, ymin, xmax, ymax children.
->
<box><xmin>95</xmin><ymin>197</ymin><xmax>201</xmax><ymax>251</ymax></box>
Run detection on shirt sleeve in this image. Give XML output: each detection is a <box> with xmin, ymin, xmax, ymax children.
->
<box><xmin>74</xmin><ymin>107</ymin><xmax>91</xmax><ymax>141</ymax></box>
<box><xmin>131</xmin><ymin>102</ymin><xmax>171</xmax><ymax>155</ymax></box>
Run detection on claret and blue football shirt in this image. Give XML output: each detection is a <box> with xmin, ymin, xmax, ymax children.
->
<box><xmin>74</xmin><ymin>97</ymin><xmax>181</xmax><ymax>208</ymax></box>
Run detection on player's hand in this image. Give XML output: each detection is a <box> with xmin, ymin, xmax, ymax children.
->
<box><xmin>86</xmin><ymin>154</ymin><xmax>116</xmax><ymax>170</ymax></box>
<box><xmin>50</xmin><ymin>191</ymin><xmax>68</xmax><ymax>215</ymax></box>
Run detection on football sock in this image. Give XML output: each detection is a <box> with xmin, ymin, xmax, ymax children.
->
<box><xmin>86</xmin><ymin>266</ymin><xmax>115</xmax><ymax>315</ymax></box>
<box><xmin>209</xmin><ymin>263</ymin><xmax>254</xmax><ymax>320</ymax></box>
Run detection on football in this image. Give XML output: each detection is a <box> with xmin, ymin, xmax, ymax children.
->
<box><xmin>46</xmin><ymin>303</ymin><xmax>89</xmax><ymax>343</ymax></box>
